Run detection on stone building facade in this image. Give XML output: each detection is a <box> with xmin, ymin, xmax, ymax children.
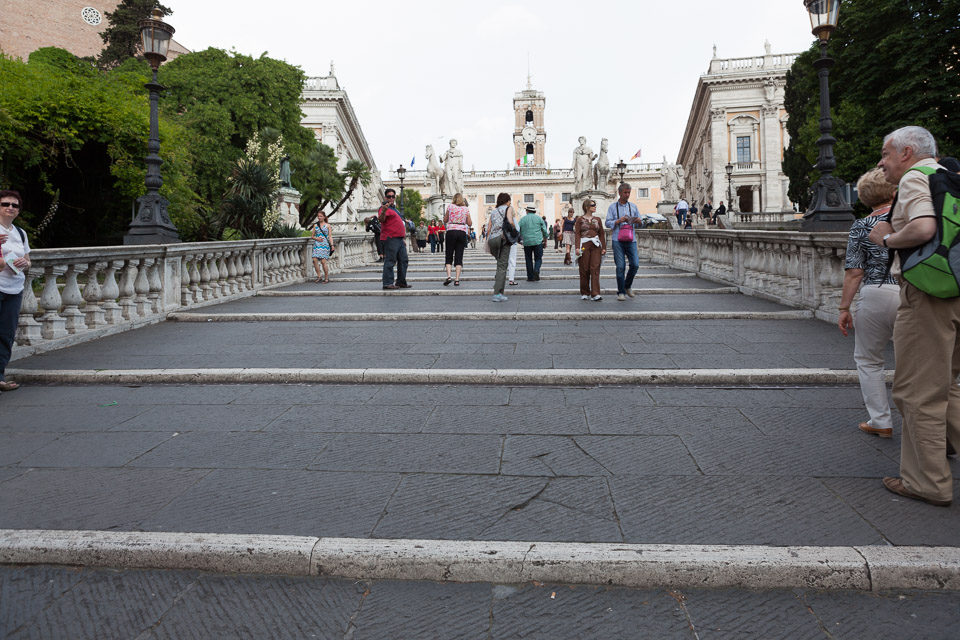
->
<box><xmin>0</xmin><ymin>0</ymin><xmax>188</xmax><ymax>62</ymax></box>
<box><xmin>300</xmin><ymin>66</ymin><xmax>384</xmax><ymax>225</ymax></box>
<box><xmin>677</xmin><ymin>43</ymin><xmax>800</xmax><ymax>214</ymax></box>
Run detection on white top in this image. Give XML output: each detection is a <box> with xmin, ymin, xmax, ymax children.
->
<box><xmin>0</xmin><ymin>224</ymin><xmax>30</xmax><ymax>294</ymax></box>
<box><xmin>676</xmin><ymin>199</ymin><xmax>689</xmax><ymax>210</ymax></box>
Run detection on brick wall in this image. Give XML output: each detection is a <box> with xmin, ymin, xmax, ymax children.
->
<box><xmin>0</xmin><ymin>1</ymin><xmax>121</xmax><ymax>61</ymax></box>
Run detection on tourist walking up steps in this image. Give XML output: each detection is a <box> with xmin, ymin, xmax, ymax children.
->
<box><xmin>416</xmin><ymin>221</ymin><xmax>428</xmax><ymax>253</ymax></box>
<box><xmin>486</xmin><ymin>192</ymin><xmax>515</xmax><ymax>302</ymax></box>
<box><xmin>378</xmin><ymin>189</ymin><xmax>411</xmax><ymax>290</ymax></box>
<box><xmin>519</xmin><ymin>205</ymin><xmax>548</xmax><ymax>281</ymax></box>
<box><xmin>0</xmin><ymin>190</ymin><xmax>31</xmax><ymax>393</ymax></box>
<box><xmin>605</xmin><ymin>183</ymin><xmax>642</xmax><ymax>301</ymax></box>
<box><xmin>562</xmin><ymin>209</ymin><xmax>576</xmax><ymax>265</ymax></box>
<box><xmin>443</xmin><ymin>193</ymin><xmax>472</xmax><ymax>286</ymax></box>
<box><xmin>575</xmin><ymin>199</ymin><xmax>606</xmax><ymax>301</ymax></box>
<box><xmin>868</xmin><ymin>126</ymin><xmax>958</xmax><ymax>507</ymax></box>
<box><xmin>837</xmin><ymin>168</ymin><xmax>899</xmax><ymax>439</ymax></box>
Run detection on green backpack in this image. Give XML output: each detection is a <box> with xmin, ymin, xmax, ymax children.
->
<box><xmin>895</xmin><ymin>165</ymin><xmax>960</xmax><ymax>298</ymax></box>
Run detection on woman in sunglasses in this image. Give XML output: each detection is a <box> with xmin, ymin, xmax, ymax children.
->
<box><xmin>0</xmin><ymin>190</ymin><xmax>31</xmax><ymax>392</ymax></box>
<box><xmin>575</xmin><ymin>199</ymin><xmax>606</xmax><ymax>301</ymax></box>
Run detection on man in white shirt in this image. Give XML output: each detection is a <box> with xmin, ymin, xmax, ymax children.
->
<box><xmin>675</xmin><ymin>198</ymin><xmax>689</xmax><ymax>226</ymax></box>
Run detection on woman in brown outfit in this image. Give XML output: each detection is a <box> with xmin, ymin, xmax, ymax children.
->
<box><xmin>575</xmin><ymin>199</ymin><xmax>606</xmax><ymax>301</ymax></box>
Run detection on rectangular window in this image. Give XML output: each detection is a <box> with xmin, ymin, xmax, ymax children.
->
<box><xmin>561</xmin><ymin>193</ymin><xmax>571</xmax><ymax>202</ymax></box>
<box><xmin>485</xmin><ymin>194</ymin><xmax>495</xmax><ymax>204</ymax></box>
<box><xmin>524</xmin><ymin>194</ymin><xmax>535</xmax><ymax>203</ymax></box>
<box><xmin>736</xmin><ymin>136</ymin><xmax>751</xmax><ymax>163</ymax></box>
<box><xmin>636</xmin><ymin>188</ymin><xmax>649</xmax><ymax>198</ymax></box>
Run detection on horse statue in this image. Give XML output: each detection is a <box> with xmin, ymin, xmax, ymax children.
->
<box><xmin>425</xmin><ymin>145</ymin><xmax>446</xmax><ymax>195</ymax></box>
<box><xmin>593</xmin><ymin>138</ymin><xmax>611</xmax><ymax>191</ymax></box>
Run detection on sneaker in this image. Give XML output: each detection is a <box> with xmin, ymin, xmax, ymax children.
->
<box><xmin>617</xmin><ymin>294</ymin><xmax>626</xmax><ymax>301</ymax></box>
<box><xmin>581</xmin><ymin>295</ymin><xmax>590</xmax><ymax>300</ymax></box>
<box><xmin>592</xmin><ymin>295</ymin><xmax>603</xmax><ymax>301</ymax></box>
<box><xmin>492</xmin><ymin>294</ymin><xmax>508</xmax><ymax>302</ymax></box>
<box><xmin>625</xmin><ymin>288</ymin><xmax>636</xmax><ymax>298</ymax></box>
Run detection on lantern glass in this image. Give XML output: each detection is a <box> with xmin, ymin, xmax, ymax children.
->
<box><xmin>804</xmin><ymin>0</ymin><xmax>840</xmax><ymax>39</ymax></box>
<box><xmin>139</xmin><ymin>10</ymin><xmax>174</xmax><ymax>66</ymax></box>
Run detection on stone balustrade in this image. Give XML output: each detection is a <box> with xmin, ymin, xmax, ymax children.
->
<box><xmin>636</xmin><ymin>229</ymin><xmax>848</xmax><ymax>323</ymax></box>
<box><xmin>12</xmin><ymin>234</ymin><xmax>379</xmax><ymax>356</ymax></box>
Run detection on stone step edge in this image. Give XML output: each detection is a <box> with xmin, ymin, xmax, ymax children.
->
<box><xmin>1</xmin><ymin>530</ymin><xmax>956</xmax><ymax>591</ymax></box>
<box><xmin>169</xmin><ymin>310</ymin><xmax>813</xmax><ymax>322</ymax></box>
<box><xmin>254</xmin><ymin>288</ymin><xmax>739</xmax><ymax>297</ymax></box>
<box><xmin>7</xmin><ymin>367</ymin><xmax>891</xmax><ymax>385</ymax></box>
<box><xmin>323</xmin><ymin>274</ymin><xmax>699</xmax><ymax>282</ymax></box>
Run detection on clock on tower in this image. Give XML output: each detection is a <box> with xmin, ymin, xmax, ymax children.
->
<box><xmin>513</xmin><ymin>79</ymin><xmax>546</xmax><ymax>167</ymax></box>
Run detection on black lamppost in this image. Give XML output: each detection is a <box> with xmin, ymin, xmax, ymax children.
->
<box><xmin>124</xmin><ymin>9</ymin><xmax>181</xmax><ymax>245</ymax></box>
<box><xmin>616</xmin><ymin>159</ymin><xmax>627</xmax><ymax>186</ymax></box>
<box><xmin>396</xmin><ymin>165</ymin><xmax>406</xmax><ymax>216</ymax></box>
<box><xmin>800</xmin><ymin>0</ymin><xmax>854</xmax><ymax>232</ymax></box>
<box><xmin>725</xmin><ymin>162</ymin><xmax>734</xmax><ymax>212</ymax></box>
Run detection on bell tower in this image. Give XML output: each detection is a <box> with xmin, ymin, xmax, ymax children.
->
<box><xmin>513</xmin><ymin>76</ymin><xmax>546</xmax><ymax>167</ymax></box>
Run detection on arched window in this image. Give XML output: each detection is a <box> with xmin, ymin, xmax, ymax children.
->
<box><xmin>525</xmin><ymin>110</ymin><xmax>534</xmax><ymax>123</ymax></box>
<box><xmin>525</xmin><ymin>143</ymin><xmax>534</xmax><ymax>155</ymax></box>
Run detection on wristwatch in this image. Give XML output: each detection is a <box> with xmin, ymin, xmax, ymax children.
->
<box><xmin>882</xmin><ymin>233</ymin><xmax>892</xmax><ymax>247</ymax></box>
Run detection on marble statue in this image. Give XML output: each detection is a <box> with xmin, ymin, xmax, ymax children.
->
<box><xmin>593</xmin><ymin>138</ymin><xmax>610</xmax><ymax>190</ymax></box>
<box><xmin>425</xmin><ymin>145</ymin><xmax>445</xmax><ymax>195</ymax></box>
<box><xmin>440</xmin><ymin>139</ymin><xmax>464</xmax><ymax>196</ymax></box>
<box><xmin>764</xmin><ymin>79</ymin><xmax>776</xmax><ymax>103</ymax></box>
<box><xmin>660</xmin><ymin>157</ymin><xmax>685</xmax><ymax>202</ymax></box>
<box><xmin>279</xmin><ymin>155</ymin><xmax>292</xmax><ymax>188</ymax></box>
<box><xmin>572</xmin><ymin>136</ymin><xmax>597</xmax><ymax>194</ymax></box>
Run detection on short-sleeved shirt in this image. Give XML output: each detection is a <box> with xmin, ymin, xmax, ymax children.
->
<box><xmin>891</xmin><ymin>158</ymin><xmax>942</xmax><ymax>232</ymax></box>
<box><xmin>446</xmin><ymin>205</ymin><xmax>470</xmax><ymax>233</ymax></box>
<box><xmin>378</xmin><ymin>206</ymin><xmax>406</xmax><ymax>239</ymax></box>
<box><xmin>844</xmin><ymin>216</ymin><xmax>897</xmax><ymax>285</ymax></box>
<box><xmin>487</xmin><ymin>205</ymin><xmax>507</xmax><ymax>239</ymax></box>
<box><xmin>0</xmin><ymin>224</ymin><xmax>30</xmax><ymax>294</ymax></box>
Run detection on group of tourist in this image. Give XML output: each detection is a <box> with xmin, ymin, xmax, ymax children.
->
<box><xmin>674</xmin><ymin>198</ymin><xmax>726</xmax><ymax>227</ymax></box>
<box><xmin>837</xmin><ymin>126</ymin><xmax>960</xmax><ymax>508</ymax></box>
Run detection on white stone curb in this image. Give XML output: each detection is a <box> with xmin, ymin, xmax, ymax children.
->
<box><xmin>6</xmin><ymin>367</ymin><xmax>894</xmax><ymax>385</ymax></box>
<box><xmin>169</xmin><ymin>310</ymin><xmax>815</xmax><ymax>322</ymax></box>
<box><xmin>2</xmin><ymin>530</ymin><xmax>958</xmax><ymax>590</ymax></box>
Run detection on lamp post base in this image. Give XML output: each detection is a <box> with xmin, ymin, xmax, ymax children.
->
<box><xmin>124</xmin><ymin>193</ymin><xmax>181</xmax><ymax>245</ymax></box>
<box><xmin>800</xmin><ymin>175</ymin><xmax>854</xmax><ymax>232</ymax></box>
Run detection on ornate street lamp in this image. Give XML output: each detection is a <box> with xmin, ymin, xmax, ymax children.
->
<box><xmin>396</xmin><ymin>165</ymin><xmax>406</xmax><ymax>217</ymax></box>
<box><xmin>725</xmin><ymin>162</ymin><xmax>734</xmax><ymax>212</ymax></box>
<box><xmin>800</xmin><ymin>0</ymin><xmax>854</xmax><ymax>232</ymax></box>
<box><xmin>616</xmin><ymin>159</ymin><xmax>627</xmax><ymax>186</ymax></box>
<box><xmin>124</xmin><ymin>8</ymin><xmax>181</xmax><ymax>245</ymax></box>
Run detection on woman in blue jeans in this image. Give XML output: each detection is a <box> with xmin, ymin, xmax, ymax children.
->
<box><xmin>604</xmin><ymin>182</ymin><xmax>641</xmax><ymax>301</ymax></box>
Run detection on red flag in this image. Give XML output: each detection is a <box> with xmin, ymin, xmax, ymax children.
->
<box><xmin>516</xmin><ymin>158</ymin><xmax>521</xmax><ymax>166</ymax></box>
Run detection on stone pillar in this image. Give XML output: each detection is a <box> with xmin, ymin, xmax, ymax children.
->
<box><xmin>278</xmin><ymin>187</ymin><xmax>302</xmax><ymax>229</ymax></box>
<box><xmin>710</xmin><ymin>108</ymin><xmax>727</xmax><ymax>209</ymax></box>
<box><xmin>751</xmin><ymin>185</ymin><xmax>760</xmax><ymax>214</ymax></box>
<box><xmin>762</xmin><ymin>105</ymin><xmax>784</xmax><ymax>212</ymax></box>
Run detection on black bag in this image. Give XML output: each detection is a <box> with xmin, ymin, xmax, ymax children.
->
<box><xmin>501</xmin><ymin>210</ymin><xmax>520</xmax><ymax>245</ymax></box>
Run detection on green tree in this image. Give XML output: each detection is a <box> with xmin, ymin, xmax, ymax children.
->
<box><xmin>784</xmin><ymin>0</ymin><xmax>960</xmax><ymax>212</ymax></box>
<box><xmin>400</xmin><ymin>189</ymin><xmax>425</xmax><ymax>225</ymax></box>
<box><xmin>98</xmin><ymin>0</ymin><xmax>172</xmax><ymax>69</ymax></box>
<box><xmin>292</xmin><ymin>141</ymin><xmax>342</xmax><ymax>226</ymax></box>
<box><xmin>0</xmin><ymin>48</ymin><xmax>198</xmax><ymax>247</ymax></box>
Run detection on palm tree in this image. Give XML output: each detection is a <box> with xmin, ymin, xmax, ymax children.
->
<box><xmin>326</xmin><ymin>159</ymin><xmax>372</xmax><ymax>221</ymax></box>
<box><xmin>219</xmin><ymin>157</ymin><xmax>278</xmax><ymax>238</ymax></box>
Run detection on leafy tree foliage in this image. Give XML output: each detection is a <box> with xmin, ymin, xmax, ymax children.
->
<box><xmin>400</xmin><ymin>189</ymin><xmax>425</xmax><ymax>225</ymax></box>
<box><xmin>784</xmin><ymin>0</ymin><xmax>959</xmax><ymax>211</ymax></box>
<box><xmin>0</xmin><ymin>48</ymin><xmax>197</xmax><ymax>246</ymax></box>
<box><xmin>98</xmin><ymin>0</ymin><xmax>172</xmax><ymax>69</ymax></box>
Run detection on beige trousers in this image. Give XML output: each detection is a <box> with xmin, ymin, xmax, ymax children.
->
<box><xmin>892</xmin><ymin>282</ymin><xmax>960</xmax><ymax>502</ymax></box>
<box><xmin>853</xmin><ymin>283</ymin><xmax>899</xmax><ymax>430</ymax></box>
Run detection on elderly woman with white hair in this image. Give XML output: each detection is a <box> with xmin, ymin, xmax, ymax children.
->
<box><xmin>837</xmin><ymin>168</ymin><xmax>899</xmax><ymax>439</ymax></box>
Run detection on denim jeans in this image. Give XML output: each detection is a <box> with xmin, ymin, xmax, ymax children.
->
<box><xmin>611</xmin><ymin>240</ymin><xmax>639</xmax><ymax>295</ymax></box>
<box><xmin>0</xmin><ymin>290</ymin><xmax>23</xmax><ymax>380</ymax></box>
<box><xmin>523</xmin><ymin>243</ymin><xmax>543</xmax><ymax>279</ymax></box>
<box><xmin>382</xmin><ymin>237</ymin><xmax>408</xmax><ymax>286</ymax></box>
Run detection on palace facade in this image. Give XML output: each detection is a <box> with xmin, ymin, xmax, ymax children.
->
<box><xmin>676</xmin><ymin>43</ymin><xmax>800</xmax><ymax>214</ymax></box>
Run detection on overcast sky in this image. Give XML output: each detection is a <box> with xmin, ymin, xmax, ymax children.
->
<box><xmin>164</xmin><ymin>0</ymin><xmax>816</xmax><ymax>176</ymax></box>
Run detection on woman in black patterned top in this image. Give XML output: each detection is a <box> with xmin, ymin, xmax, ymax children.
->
<box><xmin>837</xmin><ymin>168</ymin><xmax>899</xmax><ymax>439</ymax></box>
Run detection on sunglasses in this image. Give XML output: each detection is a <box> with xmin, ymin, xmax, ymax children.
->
<box><xmin>385</xmin><ymin>195</ymin><xmax>396</xmax><ymax>199</ymax></box>
<box><xmin>0</xmin><ymin>202</ymin><xmax>20</xmax><ymax>209</ymax></box>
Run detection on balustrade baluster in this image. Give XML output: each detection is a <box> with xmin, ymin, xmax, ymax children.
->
<box><xmin>133</xmin><ymin>258</ymin><xmax>150</xmax><ymax>317</ymax></box>
<box><xmin>199</xmin><ymin>254</ymin><xmax>213</xmax><ymax>300</ymax></box>
<box><xmin>180</xmin><ymin>257</ymin><xmax>192</xmax><ymax>306</ymax></box>
<box><xmin>188</xmin><ymin>255</ymin><xmax>201</xmax><ymax>303</ymax></box>
<box><xmin>39</xmin><ymin>266</ymin><xmax>67</xmax><ymax>339</ymax></box>
<box><xmin>226</xmin><ymin>251</ymin><xmax>239</xmax><ymax>294</ymax></box>
<box><xmin>147</xmin><ymin>259</ymin><xmax>163</xmax><ymax>313</ymax></box>
<box><xmin>242</xmin><ymin>252</ymin><xmax>254</xmax><ymax>289</ymax></box>
<box><xmin>118</xmin><ymin>259</ymin><xmax>139</xmax><ymax>320</ymax></box>
<box><xmin>81</xmin><ymin>261</ymin><xmax>106</xmax><ymax>329</ymax></box>
<box><xmin>208</xmin><ymin>253</ymin><xmax>221</xmax><ymax>298</ymax></box>
<box><xmin>15</xmin><ymin>271</ymin><xmax>42</xmax><ymax>345</ymax></box>
<box><xmin>60</xmin><ymin>263</ymin><xmax>87</xmax><ymax>334</ymax></box>
<box><xmin>101</xmin><ymin>261</ymin><xmax>123</xmax><ymax>324</ymax></box>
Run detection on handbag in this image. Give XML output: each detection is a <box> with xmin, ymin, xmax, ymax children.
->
<box><xmin>501</xmin><ymin>208</ymin><xmax>520</xmax><ymax>245</ymax></box>
<box><xmin>616</xmin><ymin>202</ymin><xmax>635</xmax><ymax>242</ymax></box>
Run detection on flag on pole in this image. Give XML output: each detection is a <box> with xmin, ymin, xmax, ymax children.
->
<box><xmin>523</xmin><ymin>155</ymin><xmax>529</xmax><ymax>165</ymax></box>
<box><xmin>630</xmin><ymin>148</ymin><xmax>642</xmax><ymax>161</ymax></box>
<box><xmin>516</xmin><ymin>158</ymin><xmax>521</xmax><ymax>166</ymax></box>
<box><xmin>410</xmin><ymin>156</ymin><xmax>415</xmax><ymax>167</ymax></box>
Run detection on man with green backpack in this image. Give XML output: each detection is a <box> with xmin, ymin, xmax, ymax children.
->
<box><xmin>868</xmin><ymin>126</ymin><xmax>960</xmax><ymax>508</ymax></box>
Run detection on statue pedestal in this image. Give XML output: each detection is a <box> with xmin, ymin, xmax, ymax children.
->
<box><xmin>658</xmin><ymin>201</ymin><xmax>681</xmax><ymax>229</ymax></box>
<box><xmin>278</xmin><ymin>187</ymin><xmax>302</xmax><ymax>229</ymax></box>
<box><xmin>575</xmin><ymin>190</ymin><xmax>615</xmax><ymax>217</ymax></box>
<box><xmin>426</xmin><ymin>194</ymin><xmax>447</xmax><ymax>221</ymax></box>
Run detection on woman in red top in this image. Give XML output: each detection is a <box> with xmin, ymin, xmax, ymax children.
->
<box><xmin>428</xmin><ymin>222</ymin><xmax>439</xmax><ymax>253</ymax></box>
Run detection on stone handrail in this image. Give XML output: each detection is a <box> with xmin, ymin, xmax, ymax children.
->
<box><xmin>12</xmin><ymin>233</ymin><xmax>381</xmax><ymax>356</ymax></box>
<box><xmin>636</xmin><ymin>229</ymin><xmax>848</xmax><ymax>323</ymax></box>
